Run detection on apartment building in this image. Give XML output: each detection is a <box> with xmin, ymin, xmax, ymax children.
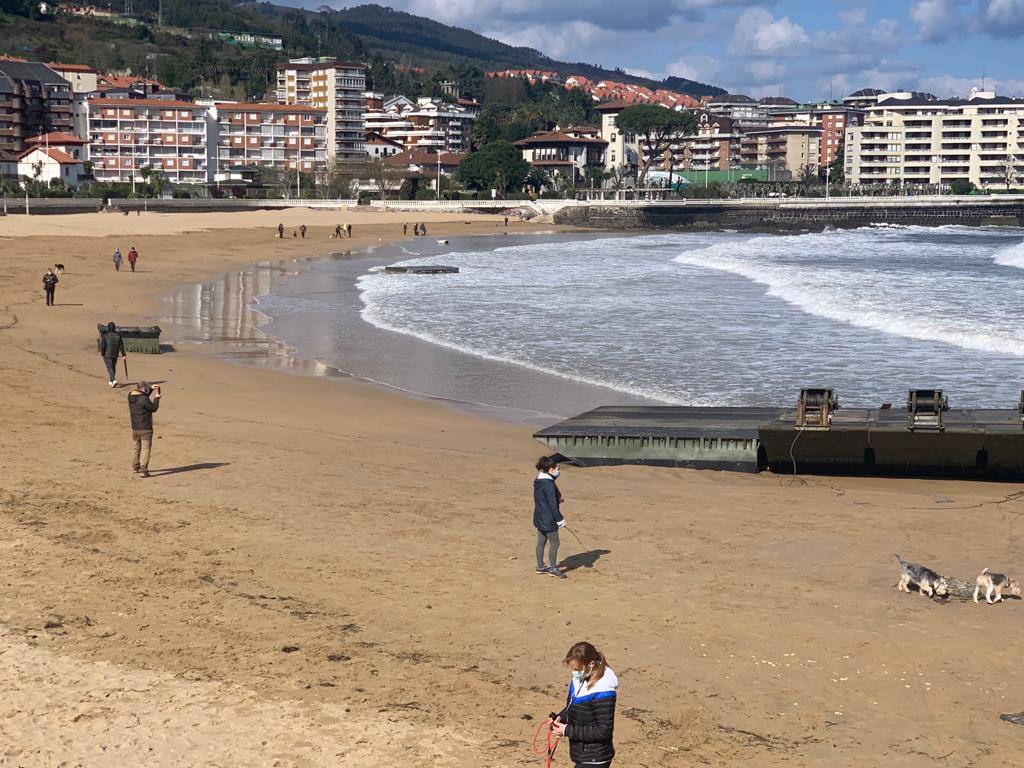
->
<box><xmin>210</xmin><ymin>103</ymin><xmax>327</xmax><ymax>180</ymax></box>
<box><xmin>845</xmin><ymin>89</ymin><xmax>1024</xmax><ymax>189</ymax></box>
<box><xmin>87</xmin><ymin>98</ymin><xmax>209</xmax><ymax>183</ymax></box>
<box><xmin>363</xmin><ymin>95</ymin><xmax>476</xmax><ymax>153</ymax></box>
<box><xmin>46</xmin><ymin>62</ymin><xmax>99</xmax><ymax>94</ymax></box>
<box><xmin>761</xmin><ymin>104</ymin><xmax>864</xmax><ymax>167</ymax></box>
<box><xmin>0</xmin><ymin>60</ymin><xmax>73</xmax><ymax>155</ymax></box>
<box><xmin>740</xmin><ymin>126</ymin><xmax>821</xmax><ymax>177</ymax></box>
<box><xmin>276</xmin><ymin>58</ymin><xmax>366</xmax><ymax>160</ymax></box>
<box><xmin>596</xmin><ymin>100</ymin><xmax>640</xmax><ymax>173</ymax></box>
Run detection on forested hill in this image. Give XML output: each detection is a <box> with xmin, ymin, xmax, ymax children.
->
<box><xmin>0</xmin><ymin>0</ymin><xmax>725</xmax><ymax>100</ymax></box>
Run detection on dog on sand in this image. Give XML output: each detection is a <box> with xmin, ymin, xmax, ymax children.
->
<box><xmin>896</xmin><ymin>554</ymin><xmax>949</xmax><ymax>598</ymax></box>
<box><xmin>974</xmin><ymin>567</ymin><xmax>1022</xmax><ymax>604</ymax></box>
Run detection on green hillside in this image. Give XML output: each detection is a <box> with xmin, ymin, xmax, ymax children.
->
<box><xmin>0</xmin><ymin>0</ymin><xmax>725</xmax><ymax>101</ymax></box>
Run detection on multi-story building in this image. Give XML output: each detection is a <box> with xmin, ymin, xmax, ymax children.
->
<box><xmin>515</xmin><ymin>130</ymin><xmax>607</xmax><ymax>180</ymax></box>
<box><xmin>705</xmin><ymin>94</ymin><xmax>762</xmax><ymax>124</ymax></box>
<box><xmin>0</xmin><ymin>60</ymin><xmax>73</xmax><ymax>155</ymax></box>
<box><xmin>363</xmin><ymin>96</ymin><xmax>476</xmax><ymax>153</ymax></box>
<box><xmin>46</xmin><ymin>62</ymin><xmax>99</xmax><ymax>94</ymax></box>
<box><xmin>87</xmin><ymin>98</ymin><xmax>209</xmax><ymax>183</ymax></box>
<box><xmin>596</xmin><ymin>100</ymin><xmax>640</xmax><ymax>174</ymax></box>
<box><xmin>276</xmin><ymin>58</ymin><xmax>366</xmax><ymax>160</ymax></box>
<box><xmin>740</xmin><ymin>126</ymin><xmax>821</xmax><ymax>178</ymax></box>
<box><xmin>760</xmin><ymin>104</ymin><xmax>865</xmax><ymax>167</ymax></box>
<box><xmin>209</xmin><ymin>103</ymin><xmax>327</xmax><ymax>180</ymax></box>
<box><xmin>676</xmin><ymin>112</ymin><xmax>742</xmax><ymax>171</ymax></box>
<box><xmin>845</xmin><ymin>89</ymin><xmax>1024</xmax><ymax>189</ymax></box>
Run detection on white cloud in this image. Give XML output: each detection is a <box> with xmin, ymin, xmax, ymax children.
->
<box><xmin>728</xmin><ymin>7</ymin><xmax>810</xmax><ymax>56</ymax></box>
<box><xmin>976</xmin><ymin>0</ymin><xmax>1024</xmax><ymax>35</ymax></box>
<box><xmin>909</xmin><ymin>0</ymin><xmax>967</xmax><ymax>42</ymax></box>
<box><xmin>919</xmin><ymin>73</ymin><xmax>1024</xmax><ymax>97</ymax></box>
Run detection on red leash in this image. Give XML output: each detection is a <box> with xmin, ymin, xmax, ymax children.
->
<box><xmin>532</xmin><ymin>720</ymin><xmax>561</xmax><ymax>768</ymax></box>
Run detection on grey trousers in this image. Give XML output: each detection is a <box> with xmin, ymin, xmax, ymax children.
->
<box><xmin>536</xmin><ymin>529</ymin><xmax>560</xmax><ymax>569</ymax></box>
<box><xmin>132</xmin><ymin>429</ymin><xmax>153</xmax><ymax>471</ymax></box>
<box><xmin>104</xmin><ymin>357</ymin><xmax>117</xmax><ymax>381</ymax></box>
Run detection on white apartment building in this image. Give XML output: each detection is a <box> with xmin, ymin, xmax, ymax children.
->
<box><xmin>87</xmin><ymin>98</ymin><xmax>209</xmax><ymax>183</ymax></box>
<box><xmin>845</xmin><ymin>89</ymin><xmax>1024</xmax><ymax>189</ymax></box>
<box><xmin>363</xmin><ymin>95</ymin><xmax>476</xmax><ymax>153</ymax></box>
<box><xmin>209</xmin><ymin>103</ymin><xmax>327</xmax><ymax>181</ymax></box>
<box><xmin>596</xmin><ymin>100</ymin><xmax>640</xmax><ymax>173</ymax></box>
<box><xmin>276</xmin><ymin>58</ymin><xmax>366</xmax><ymax>160</ymax></box>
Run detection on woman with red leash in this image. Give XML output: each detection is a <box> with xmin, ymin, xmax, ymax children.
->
<box><xmin>537</xmin><ymin>641</ymin><xmax>618</xmax><ymax>767</ymax></box>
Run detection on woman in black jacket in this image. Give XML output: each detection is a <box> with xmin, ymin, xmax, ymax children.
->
<box><xmin>549</xmin><ymin>641</ymin><xmax>618</xmax><ymax>767</ymax></box>
<box><xmin>533</xmin><ymin>455</ymin><xmax>566</xmax><ymax>579</ymax></box>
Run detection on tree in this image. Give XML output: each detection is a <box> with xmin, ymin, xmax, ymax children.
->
<box><xmin>797</xmin><ymin>163</ymin><xmax>817</xmax><ymax>191</ymax></box>
<box><xmin>950</xmin><ymin>179</ymin><xmax>975</xmax><ymax>195</ymax></box>
<box><xmin>363</xmin><ymin>158</ymin><xmax>403</xmax><ymax>200</ymax></box>
<box><xmin>825</xmin><ymin>150</ymin><xmax>845</xmax><ymax>185</ymax></box>
<box><xmin>1001</xmin><ymin>155</ymin><xmax>1019</xmax><ymax>191</ymax></box>
<box><xmin>456</xmin><ymin>141</ymin><xmax>529</xmax><ymax>194</ymax></box>
<box><xmin>614</xmin><ymin>105</ymin><xmax>696</xmax><ymax>187</ymax></box>
<box><xmin>525</xmin><ymin>166</ymin><xmax>549</xmax><ymax>194</ymax></box>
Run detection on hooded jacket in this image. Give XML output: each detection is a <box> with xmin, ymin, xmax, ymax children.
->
<box><xmin>557</xmin><ymin>667</ymin><xmax>618</xmax><ymax>765</ymax></box>
<box><xmin>42</xmin><ymin>273</ymin><xmax>58</xmax><ymax>290</ymax></box>
<box><xmin>128</xmin><ymin>388</ymin><xmax>160</xmax><ymax>431</ymax></box>
<box><xmin>101</xmin><ymin>330</ymin><xmax>125</xmax><ymax>360</ymax></box>
<box><xmin>533</xmin><ymin>472</ymin><xmax>564</xmax><ymax>533</ymax></box>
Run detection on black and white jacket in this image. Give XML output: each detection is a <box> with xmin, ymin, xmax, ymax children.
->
<box><xmin>557</xmin><ymin>667</ymin><xmax>618</xmax><ymax>765</ymax></box>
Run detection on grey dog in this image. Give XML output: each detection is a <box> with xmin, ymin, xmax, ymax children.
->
<box><xmin>896</xmin><ymin>554</ymin><xmax>949</xmax><ymax>598</ymax></box>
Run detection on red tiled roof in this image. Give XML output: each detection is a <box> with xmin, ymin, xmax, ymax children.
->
<box><xmin>99</xmin><ymin>74</ymin><xmax>165</xmax><ymax>89</ymax></box>
<box><xmin>18</xmin><ymin>146</ymin><xmax>80</xmax><ymax>164</ymax></box>
<box><xmin>88</xmin><ymin>98</ymin><xmax>202</xmax><ymax>108</ymax></box>
<box><xmin>26</xmin><ymin>131</ymin><xmax>88</xmax><ymax>146</ymax></box>
<box><xmin>595</xmin><ymin>99</ymin><xmax>635</xmax><ymax>112</ymax></box>
<box><xmin>384</xmin><ymin>149</ymin><xmax>466</xmax><ymax>167</ymax></box>
<box><xmin>47</xmin><ymin>62</ymin><xmax>98</xmax><ymax>73</ymax></box>
<box><xmin>514</xmin><ymin>131</ymin><xmax>607</xmax><ymax>146</ymax></box>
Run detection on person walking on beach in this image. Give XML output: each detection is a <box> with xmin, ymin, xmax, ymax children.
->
<box><xmin>112</xmin><ymin>248</ymin><xmax>123</xmax><ymax>271</ymax></box>
<box><xmin>403</xmin><ymin>222</ymin><xmax>408</xmax><ymax>236</ymax></box>
<box><xmin>534</xmin><ymin>456</ymin><xmax>567</xmax><ymax>579</ymax></box>
<box><xmin>545</xmin><ymin>641</ymin><xmax>619</xmax><ymax>768</ymax></box>
<box><xmin>419</xmin><ymin>222</ymin><xmax>427</xmax><ymax>236</ymax></box>
<box><xmin>127</xmin><ymin>246</ymin><xmax>139</xmax><ymax>272</ymax></box>
<box><xmin>300</xmin><ymin>224</ymin><xmax>307</xmax><ymax>239</ymax></box>
<box><xmin>42</xmin><ymin>268</ymin><xmax>58</xmax><ymax>306</ymax></box>
<box><xmin>128</xmin><ymin>381</ymin><xmax>161</xmax><ymax>477</ymax></box>
<box><xmin>334</xmin><ymin>224</ymin><xmax>342</xmax><ymax>239</ymax></box>
<box><xmin>277</xmin><ymin>223</ymin><xmax>284</xmax><ymax>239</ymax></box>
<box><xmin>346</xmin><ymin>223</ymin><xmax>352</xmax><ymax>238</ymax></box>
<box><xmin>99</xmin><ymin>321</ymin><xmax>126</xmax><ymax>387</ymax></box>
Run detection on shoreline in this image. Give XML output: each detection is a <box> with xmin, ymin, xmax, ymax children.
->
<box><xmin>4</xmin><ymin>209</ymin><xmax>1024</xmax><ymax>766</ymax></box>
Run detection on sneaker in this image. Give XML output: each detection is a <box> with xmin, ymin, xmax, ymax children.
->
<box><xmin>132</xmin><ymin>465</ymin><xmax>140</xmax><ymax>473</ymax></box>
<box><xmin>547</xmin><ymin>567</ymin><xmax>567</xmax><ymax>580</ymax></box>
<box><xmin>140</xmin><ymin>470</ymin><xmax>150</xmax><ymax>478</ymax></box>
<box><xmin>108</xmin><ymin>380</ymin><xmax>116</xmax><ymax>388</ymax></box>
<box><xmin>112</xmin><ymin>379</ymin><xmax>118</xmax><ymax>387</ymax></box>
<box><xmin>535</xmin><ymin>566</ymin><xmax>548</xmax><ymax>575</ymax></box>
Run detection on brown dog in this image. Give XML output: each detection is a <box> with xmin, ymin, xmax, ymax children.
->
<box><xmin>974</xmin><ymin>567</ymin><xmax>1022</xmax><ymax>604</ymax></box>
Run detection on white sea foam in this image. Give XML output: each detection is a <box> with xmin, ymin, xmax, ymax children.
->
<box><xmin>992</xmin><ymin>239</ymin><xmax>1024</xmax><ymax>270</ymax></box>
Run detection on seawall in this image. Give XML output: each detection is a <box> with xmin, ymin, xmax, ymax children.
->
<box><xmin>553</xmin><ymin>198</ymin><xmax>1024</xmax><ymax>231</ymax></box>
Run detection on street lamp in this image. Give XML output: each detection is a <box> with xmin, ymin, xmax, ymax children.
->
<box><xmin>436</xmin><ymin>153</ymin><xmax>441</xmax><ymax>201</ymax></box>
<box><xmin>825</xmin><ymin>165</ymin><xmax>831</xmax><ymax>199</ymax></box>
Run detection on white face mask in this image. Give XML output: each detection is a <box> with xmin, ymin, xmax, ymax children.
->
<box><xmin>551</xmin><ymin>469</ymin><xmax>561</xmax><ymax>478</ymax></box>
<box><xmin>571</xmin><ymin>669</ymin><xmax>587</xmax><ymax>683</ymax></box>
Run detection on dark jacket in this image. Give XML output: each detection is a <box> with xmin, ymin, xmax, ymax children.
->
<box><xmin>557</xmin><ymin>668</ymin><xmax>619</xmax><ymax>765</ymax></box>
<box><xmin>128</xmin><ymin>389</ymin><xmax>160</xmax><ymax>431</ymax></box>
<box><xmin>533</xmin><ymin>473</ymin><xmax>564</xmax><ymax>532</ymax></box>
<box><xmin>102</xmin><ymin>330</ymin><xmax>125</xmax><ymax>360</ymax></box>
<box><xmin>42</xmin><ymin>273</ymin><xmax>58</xmax><ymax>290</ymax></box>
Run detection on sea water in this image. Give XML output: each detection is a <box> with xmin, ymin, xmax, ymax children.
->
<box><xmin>230</xmin><ymin>226</ymin><xmax>1024</xmax><ymax>418</ymax></box>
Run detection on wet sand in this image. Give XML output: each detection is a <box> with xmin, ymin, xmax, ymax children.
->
<box><xmin>2</xmin><ymin>208</ymin><xmax>1024</xmax><ymax>767</ymax></box>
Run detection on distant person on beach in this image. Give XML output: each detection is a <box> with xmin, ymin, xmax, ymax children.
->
<box><xmin>334</xmin><ymin>224</ymin><xmax>342</xmax><ymax>239</ymax></box>
<box><xmin>545</xmin><ymin>641</ymin><xmax>618</xmax><ymax>768</ymax></box>
<box><xmin>42</xmin><ymin>268</ymin><xmax>58</xmax><ymax>306</ymax></box>
<box><xmin>419</xmin><ymin>223</ymin><xmax>427</xmax><ymax>236</ymax></box>
<box><xmin>127</xmin><ymin>246</ymin><xmax>138</xmax><ymax>272</ymax></box>
<box><xmin>277</xmin><ymin>223</ymin><xmax>284</xmax><ymax>239</ymax></box>
<box><xmin>534</xmin><ymin>455</ymin><xmax>566</xmax><ymax>579</ymax></box>
<box><xmin>300</xmin><ymin>224</ymin><xmax>307</xmax><ymax>239</ymax></box>
<box><xmin>346</xmin><ymin>223</ymin><xmax>352</xmax><ymax>238</ymax></box>
<box><xmin>128</xmin><ymin>380</ymin><xmax>161</xmax><ymax>478</ymax></box>
<box><xmin>504</xmin><ymin>216</ymin><xmax>509</xmax><ymax>226</ymax></box>
<box><xmin>112</xmin><ymin>248</ymin><xmax>122</xmax><ymax>271</ymax></box>
<box><xmin>99</xmin><ymin>321</ymin><xmax>126</xmax><ymax>388</ymax></box>
<box><xmin>403</xmin><ymin>223</ymin><xmax>408</xmax><ymax>236</ymax></box>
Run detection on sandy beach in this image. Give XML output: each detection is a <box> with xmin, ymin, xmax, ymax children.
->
<box><xmin>3</xmin><ymin>207</ymin><xmax>1024</xmax><ymax>767</ymax></box>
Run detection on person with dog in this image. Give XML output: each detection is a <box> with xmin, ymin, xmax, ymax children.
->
<box><xmin>534</xmin><ymin>455</ymin><xmax>567</xmax><ymax>579</ymax></box>
<box><xmin>545</xmin><ymin>641</ymin><xmax>619</xmax><ymax>768</ymax></box>
<box><xmin>127</xmin><ymin>246</ymin><xmax>139</xmax><ymax>272</ymax></box>
<box><xmin>42</xmin><ymin>268</ymin><xmax>58</xmax><ymax>306</ymax></box>
<box><xmin>99</xmin><ymin>321</ymin><xmax>126</xmax><ymax>387</ymax></box>
<box><xmin>128</xmin><ymin>381</ymin><xmax>161</xmax><ymax>477</ymax></box>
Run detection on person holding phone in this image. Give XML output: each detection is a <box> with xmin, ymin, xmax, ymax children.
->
<box><xmin>128</xmin><ymin>381</ymin><xmax>162</xmax><ymax>477</ymax></box>
<box><xmin>547</xmin><ymin>641</ymin><xmax>618</xmax><ymax>768</ymax></box>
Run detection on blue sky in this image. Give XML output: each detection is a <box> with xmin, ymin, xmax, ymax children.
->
<box><xmin>296</xmin><ymin>1</ymin><xmax>1024</xmax><ymax>100</ymax></box>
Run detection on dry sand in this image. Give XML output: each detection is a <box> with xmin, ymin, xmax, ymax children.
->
<box><xmin>2</xmin><ymin>208</ymin><xmax>1024</xmax><ymax>767</ymax></box>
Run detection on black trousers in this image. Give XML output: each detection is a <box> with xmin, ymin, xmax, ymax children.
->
<box><xmin>44</xmin><ymin>288</ymin><xmax>55</xmax><ymax>305</ymax></box>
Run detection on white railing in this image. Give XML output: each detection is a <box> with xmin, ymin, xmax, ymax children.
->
<box><xmin>108</xmin><ymin>198</ymin><xmax>358</xmax><ymax>210</ymax></box>
<box><xmin>367</xmin><ymin>200</ymin><xmax>527</xmax><ymax>210</ymax></box>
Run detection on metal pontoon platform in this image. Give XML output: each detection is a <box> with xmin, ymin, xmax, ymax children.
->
<box><xmin>384</xmin><ymin>265</ymin><xmax>459</xmax><ymax>274</ymax></box>
<box><xmin>534</xmin><ymin>398</ymin><xmax>1024</xmax><ymax>479</ymax></box>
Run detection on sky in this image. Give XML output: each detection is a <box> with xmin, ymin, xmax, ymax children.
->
<box><xmin>292</xmin><ymin>0</ymin><xmax>1024</xmax><ymax>100</ymax></box>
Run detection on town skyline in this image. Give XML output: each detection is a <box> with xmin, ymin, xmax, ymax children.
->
<box><xmin>286</xmin><ymin>0</ymin><xmax>1024</xmax><ymax>101</ymax></box>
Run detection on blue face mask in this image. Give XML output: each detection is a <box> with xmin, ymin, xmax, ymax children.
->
<box><xmin>571</xmin><ymin>669</ymin><xmax>587</xmax><ymax>684</ymax></box>
<box><xmin>551</xmin><ymin>469</ymin><xmax>561</xmax><ymax>478</ymax></box>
